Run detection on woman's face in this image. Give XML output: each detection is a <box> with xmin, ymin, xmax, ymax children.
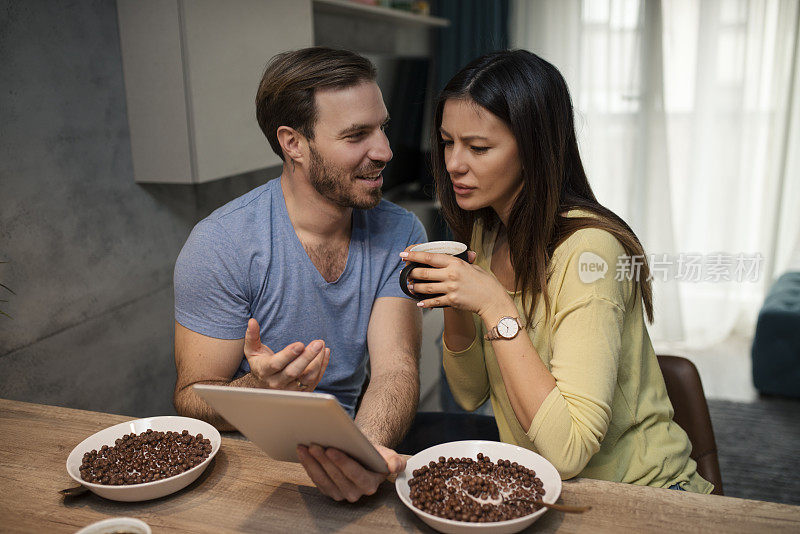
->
<box><xmin>440</xmin><ymin>98</ymin><xmax>523</xmax><ymax>220</ymax></box>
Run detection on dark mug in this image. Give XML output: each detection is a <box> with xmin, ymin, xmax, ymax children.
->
<box><xmin>399</xmin><ymin>241</ymin><xmax>469</xmax><ymax>301</ymax></box>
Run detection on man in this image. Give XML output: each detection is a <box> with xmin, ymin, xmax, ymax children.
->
<box><xmin>172</xmin><ymin>47</ymin><xmax>426</xmax><ymax>502</ymax></box>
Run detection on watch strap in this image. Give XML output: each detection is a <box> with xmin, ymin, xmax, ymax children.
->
<box><xmin>484</xmin><ymin>325</ymin><xmax>500</xmax><ymax>340</ymax></box>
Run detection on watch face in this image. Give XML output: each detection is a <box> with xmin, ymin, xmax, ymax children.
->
<box><xmin>498</xmin><ymin>317</ymin><xmax>519</xmax><ymax>338</ymax></box>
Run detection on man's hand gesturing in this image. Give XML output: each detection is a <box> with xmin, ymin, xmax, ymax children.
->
<box><xmin>243</xmin><ymin>318</ymin><xmax>329</xmax><ymax>391</ymax></box>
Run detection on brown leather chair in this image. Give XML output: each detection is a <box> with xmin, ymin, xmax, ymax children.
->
<box><xmin>657</xmin><ymin>355</ymin><xmax>724</xmax><ymax>495</ymax></box>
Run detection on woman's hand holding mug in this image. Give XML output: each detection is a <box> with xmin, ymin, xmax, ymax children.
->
<box><xmin>399</xmin><ymin>241</ymin><xmax>505</xmax><ymax>315</ymax></box>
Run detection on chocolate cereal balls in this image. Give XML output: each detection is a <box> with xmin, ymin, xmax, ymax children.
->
<box><xmin>409</xmin><ymin>453</ymin><xmax>546</xmax><ymax>523</ymax></box>
<box><xmin>79</xmin><ymin>429</ymin><xmax>212</xmax><ymax>485</ymax></box>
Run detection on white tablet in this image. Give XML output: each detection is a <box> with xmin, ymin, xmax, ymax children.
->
<box><xmin>193</xmin><ymin>384</ymin><xmax>389</xmax><ymax>474</ymax></box>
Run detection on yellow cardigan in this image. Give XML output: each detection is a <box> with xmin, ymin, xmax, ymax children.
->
<box><xmin>443</xmin><ymin>215</ymin><xmax>713</xmax><ymax>493</ymax></box>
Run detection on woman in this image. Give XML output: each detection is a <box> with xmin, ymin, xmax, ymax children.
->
<box><xmin>400</xmin><ymin>50</ymin><xmax>713</xmax><ymax>492</ymax></box>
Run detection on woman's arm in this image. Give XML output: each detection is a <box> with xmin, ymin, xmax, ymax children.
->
<box><xmin>442</xmin><ymin>307</ymin><xmax>477</xmax><ymax>351</ymax></box>
<box><xmin>429</xmin><ymin>251</ymin><xmax>490</xmax><ymax>411</ymax></box>
<box><xmin>401</xmin><ymin>249</ymin><xmax>557</xmax><ymax>426</ymax></box>
<box><xmin>441</xmin><ymin>312</ymin><xmax>491</xmax><ymax>411</ymax></box>
<box><xmin>476</xmin><ymin>296</ymin><xmax>557</xmax><ymax>429</ymax></box>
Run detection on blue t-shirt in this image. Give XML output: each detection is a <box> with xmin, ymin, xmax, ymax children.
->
<box><xmin>174</xmin><ymin>177</ymin><xmax>426</xmax><ymax>416</ymax></box>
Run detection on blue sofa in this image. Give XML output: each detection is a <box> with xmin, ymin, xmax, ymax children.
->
<box><xmin>751</xmin><ymin>272</ymin><xmax>800</xmax><ymax>398</ymax></box>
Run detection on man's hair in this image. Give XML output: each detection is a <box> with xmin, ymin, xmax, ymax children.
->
<box><xmin>255</xmin><ymin>47</ymin><xmax>377</xmax><ymax>161</ymax></box>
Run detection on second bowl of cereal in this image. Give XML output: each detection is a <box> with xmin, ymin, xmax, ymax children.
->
<box><xmin>395</xmin><ymin>440</ymin><xmax>562</xmax><ymax>534</ymax></box>
<box><xmin>66</xmin><ymin>416</ymin><xmax>221</xmax><ymax>502</ymax></box>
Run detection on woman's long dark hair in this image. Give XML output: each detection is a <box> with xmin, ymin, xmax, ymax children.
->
<box><xmin>431</xmin><ymin>49</ymin><xmax>653</xmax><ymax>325</ymax></box>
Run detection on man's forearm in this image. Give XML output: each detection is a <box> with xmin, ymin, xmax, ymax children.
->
<box><xmin>355</xmin><ymin>368</ymin><xmax>419</xmax><ymax>448</ymax></box>
<box><xmin>173</xmin><ymin>373</ymin><xmax>262</xmax><ymax>431</ymax></box>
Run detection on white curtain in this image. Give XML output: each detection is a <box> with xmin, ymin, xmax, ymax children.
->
<box><xmin>511</xmin><ymin>0</ymin><xmax>800</xmax><ymax>350</ymax></box>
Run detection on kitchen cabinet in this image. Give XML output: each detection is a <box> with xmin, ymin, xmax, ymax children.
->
<box><xmin>117</xmin><ymin>0</ymin><xmax>447</xmax><ymax>184</ymax></box>
<box><xmin>117</xmin><ymin>0</ymin><xmax>313</xmax><ymax>183</ymax></box>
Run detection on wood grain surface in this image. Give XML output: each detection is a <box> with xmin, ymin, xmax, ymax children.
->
<box><xmin>1</xmin><ymin>398</ymin><xmax>798</xmax><ymax>533</ymax></box>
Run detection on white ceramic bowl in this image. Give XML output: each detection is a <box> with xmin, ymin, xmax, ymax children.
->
<box><xmin>396</xmin><ymin>441</ymin><xmax>562</xmax><ymax>534</ymax></box>
<box><xmin>66</xmin><ymin>416</ymin><xmax>221</xmax><ymax>502</ymax></box>
<box><xmin>75</xmin><ymin>517</ymin><xmax>151</xmax><ymax>534</ymax></box>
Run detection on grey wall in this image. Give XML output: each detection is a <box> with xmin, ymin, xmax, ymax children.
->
<box><xmin>0</xmin><ymin>1</ymin><xmax>277</xmax><ymax>416</ymax></box>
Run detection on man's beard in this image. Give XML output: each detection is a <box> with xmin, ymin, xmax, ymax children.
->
<box><xmin>308</xmin><ymin>145</ymin><xmax>384</xmax><ymax>210</ymax></box>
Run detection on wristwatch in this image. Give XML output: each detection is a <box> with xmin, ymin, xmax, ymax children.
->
<box><xmin>484</xmin><ymin>316</ymin><xmax>522</xmax><ymax>340</ymax></box>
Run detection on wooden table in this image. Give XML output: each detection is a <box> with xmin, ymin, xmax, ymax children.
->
<box><xmin>1</xmin><ymin>399</ymin><xmax>798</xmax><ymax>533</ymax></box>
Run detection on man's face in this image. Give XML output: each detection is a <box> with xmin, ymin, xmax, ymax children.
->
<box><xmin>306</xmin><ymin>81</ymin><xmax>392</xmax><ymax>210</ymax></box>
